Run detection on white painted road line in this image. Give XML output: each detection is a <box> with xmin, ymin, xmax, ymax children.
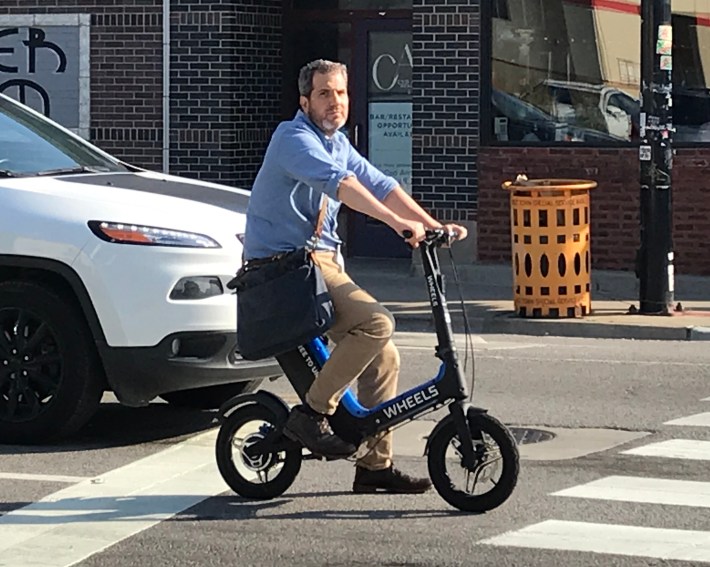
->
<box><xmin>665</xmin><ymin>412</ymin><xmax>710</xmax><ymax>427</ymax></box>
<box><xmin>553</xmin><ymin>475</ymin><xmax>710</xmax><ymax>508</ymax></box>
<box><xmin>469</xmin><ymin>355</ymin><xmax>710</xmax><ymax>367</ymax></box>
<box><xmin>480</xmin><ymin>520</ymin><xmax>710</xmax><ymax>563</ymax></box>
<box><xmin>394</xmin><ymin>332</ymin><xmax>487</xmax><ymax>345</ymax></box>
<box><xmin>0</xmin><ymin>430</ymin><xmax>227</xmax><ymax>567</ymax></box>
<box><xmin>0</xmin><ymin>472</ymin><xmax>90</xmax><ymax>483</ymax></box>
<box><xmin>621</xmin><ymin>439</ymin><xmax>710</xmax><ymax>461</ymax></box>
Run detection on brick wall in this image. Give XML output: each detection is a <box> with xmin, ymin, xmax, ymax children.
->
<box><xmin>477</xmin><ymin>147</ymin><xmax>710</xmax><ymax>276</ymax></box>
<box><xmin>673</xmin><ymin>150</ymin><xmax>710</xmax><ymax>275</ymax></box>
<box><xmin>1</xmin><ymin>1</ymin><xmax>282</xmax><ymax>186</ymax></box>
<box><xmin>0</xmin><ymin>1</ymin><xmax>164</xmax><ymax>170</ymax></box>
<box><xmin>412</xmin><ymin>0</ymin><xmax>480</xmax><ymax>223</ymax></box>
<box><xmin>169</xmin><ymin>0</ymin><xmax>282</xmax><ymax>187</ymax></box>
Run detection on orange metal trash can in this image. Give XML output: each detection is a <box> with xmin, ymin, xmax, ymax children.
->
<box><xmin>502</xmin><ymin>178</ymin><xmax>597</xmax><ymax>318</ymax></box>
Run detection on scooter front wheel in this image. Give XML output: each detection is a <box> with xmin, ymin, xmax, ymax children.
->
<box><xmin>216</xmin><ymin>403</ymin><xmax>301</xmax><ymax>499</ymax></box>
<box><xmin>427</xmin><ymin>411</ymin><xmax>519</xmax><ymax>513</ymax></box>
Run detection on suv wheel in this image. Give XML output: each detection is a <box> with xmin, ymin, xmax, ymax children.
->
<box><xmin>160</xmin><ymin>380</ymin><xmax>263</xmax><ymax>410</ymax></box>
<box><xmin>0</xmin><ymin>281</ymin><xmax>104</xmax><ymax>444</ymax></box>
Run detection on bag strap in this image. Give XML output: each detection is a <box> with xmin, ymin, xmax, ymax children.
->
<box><xmin>314</xmin><ymin>195</ymin><xmax>328</xmax><ymax>239</ymax></box>
<box><xmin>306</xmin><ymin>195</ymin><xmax>329</xmax><ymax>251</ymax></box>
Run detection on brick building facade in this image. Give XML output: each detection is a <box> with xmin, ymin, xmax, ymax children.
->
<box><xmin>2</xmin><ymin>1</ymin><xmax>709</xmax><ymax>274</ymax></box>
<box><xmin>0</xmin><ymin>0</ymin><xmax>281</xmax><ymax>187</ymax></box>
<box><xmin>412</xmin><ymin>0</ymin><xmax>479</xmax><ymax>227</ymax></box>
<box><xmin>478</xmin><ymin>148</ymin><xmax>710</xmax><ymax>277</ymax></box>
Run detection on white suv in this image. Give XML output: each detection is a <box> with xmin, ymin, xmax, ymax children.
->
<box><xmin>0</xmin><ymin>94</ymin><xmax>282</xmax><ymax>444</ymax></box>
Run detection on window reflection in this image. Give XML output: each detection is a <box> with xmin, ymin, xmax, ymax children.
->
<box><xmin>491</xmin><ymin>0</ymin><xmax>710</xmax><ymax>144</ymax></box>
<box><xmin>674</xmin><ymin>2</ymin><xmax>710</xmax><ymax>143</ymax></box>
<box><xmin>0</xmin><ymin>97</ymin><xmax>126</xmax><ymax>175</ymax></box>
<box><xmin>290</xmin><ymin>0</ymin><xmax>411</xmax><ymax>9</ymax></box>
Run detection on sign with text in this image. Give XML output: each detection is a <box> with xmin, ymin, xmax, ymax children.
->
<box><xmin>368</xmin><ymin>30</ymin><xmax>412</xmax><ymax>98</ymax></box>
<box><xmin>0</xmin><ymin>15</ymin><xmax>90</xmax><ymax>138</ymax></box>
<box><xmin>369</xmin><ymin>101</ymin><xmax>412</xmax><ymax>194</ymax></box>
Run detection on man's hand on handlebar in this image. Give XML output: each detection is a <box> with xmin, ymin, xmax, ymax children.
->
<box><xmin>418</xmin><ymin>224</ymin><xmax>468</xmax><ymax>248</ymax></box>
<box><xmin>441</xmin><ymin>223</ymin><xmax>468</xmax><ymax>245</ymax></box>
<box><xmin>395</xmin><ymin>221</ymin><xmax>467</xmax><ymax>249</ymax></box>
<box><xmin>395</xmin><ymin>219</ymin><xmax>427</xmax><ymax>248</ymax></box>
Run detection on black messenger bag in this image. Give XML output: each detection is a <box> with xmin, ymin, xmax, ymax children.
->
<box><xmin>228</xmin><ymin>199</ymin><xmax>333</xmax><ymax>361</ymax></box>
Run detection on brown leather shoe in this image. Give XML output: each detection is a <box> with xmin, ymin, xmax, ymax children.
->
<box><xmin>353</xmin><ymin>465</ymin><xmax>432</xmax><ymax>494</ymax></box>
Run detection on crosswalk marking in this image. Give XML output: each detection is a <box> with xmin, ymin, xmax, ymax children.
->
<box><xmin>665</xmin><ymin>412</ymin><xmax>710</xmax><ymax>427</ymax></box>
<box><xmin>553</xmin><ymin>475</ymin><xmax>710</xmax><ymax>508</ymax></box>
<box><xmin>0</xmin><ymin>472</ymin><xmax>90</xmax><ymax>483</ymax></box>
<box><xmin>480</xmin><ymin>520</ymin><xmax>710</xmax><ymax>563</ymax></box>
<box><xmin>482</xmin><ymin>401</ymin><xmax>710</xmax><ymax>562</ymax></box>
<box><xmin>0</xmin><ymin>430</ymin><xmax>226</xmax><ymax>567</ymax></box>
<box><xmin>621</xmin><ymin>439</ymin><xmax>710</xmax><ymax>461</ymax></box>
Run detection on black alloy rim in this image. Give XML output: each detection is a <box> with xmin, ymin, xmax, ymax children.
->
<box><xmin>0</xmin><ymin>308</ymin><xmax>62</xmax><ymax>422</ymax></box>
<box><xmin>231</xmin><ymin>421</ymin><xmax>285</xmax><ymax>483</ymax></box>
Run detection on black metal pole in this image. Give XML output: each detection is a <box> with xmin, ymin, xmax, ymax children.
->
<box><xmin>638</xmin><ymin>0</ymin><xmax>674</xmax><ymax>314</ymax></box>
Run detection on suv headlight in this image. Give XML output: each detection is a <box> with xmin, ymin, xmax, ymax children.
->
<box><xmin>88</xmin><ymin>221</ymin><xmax>221</xmax><ymax>248</ymax></box>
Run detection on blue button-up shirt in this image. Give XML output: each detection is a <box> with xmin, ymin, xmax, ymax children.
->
<box><xmin>243</xmin><ymin>110</ymin><xmax>399</xmax><ymax>260</ymax></box>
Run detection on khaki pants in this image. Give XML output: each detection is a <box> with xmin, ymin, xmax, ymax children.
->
<box><xmin>306</xmin><ymin>251</ymin><xmax>399</xmax><ymax>471</ymax></box>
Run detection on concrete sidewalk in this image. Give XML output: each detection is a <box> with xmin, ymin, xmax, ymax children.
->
<box><xmin>346</xmin><ymin>257</ymin><xmax>710</xmax><ymax>341</ymax></box>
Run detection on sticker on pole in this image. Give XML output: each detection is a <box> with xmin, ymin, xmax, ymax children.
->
<box><xmin>639</xmin><ymin>145</ymin><xmax>652</xmax><ymax>161</ymax></box>
<box><xmin>656</xmin><ymin>39</ymin><xmax>671</xmax><ymax>55</ymax></box>
<box><xmin>658</xmin><ymin>25</ymin><xmax>672</xmax><ymax>41</ymax></box>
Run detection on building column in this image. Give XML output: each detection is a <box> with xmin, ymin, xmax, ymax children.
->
<box><xmin>411</xmin><ymin>0</ymin><xmax>481</xmax><ymax>261</ymax></box>
<box><xmin>169</xmin><ymin>0</ymin><xmax>282</xmax><ymax>188</ymax></box>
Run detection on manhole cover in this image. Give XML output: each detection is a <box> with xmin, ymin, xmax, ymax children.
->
<box><xmin>508</xmin><ymin>427</ymin><xmax>556</xmax><ymax>445</ymax></box>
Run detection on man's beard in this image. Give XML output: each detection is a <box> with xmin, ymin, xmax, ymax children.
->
<box><xmin>310</xmin><ymin>110</ymin><xmax>346</xmax><ymax>135</ymax></box>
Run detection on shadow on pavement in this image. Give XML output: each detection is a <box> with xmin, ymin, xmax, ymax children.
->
<box><xmin>214</xmin><ymin>494</ymin><xmax>466</xmax><ymax>520</ymax></box>
<box><xmin>0</xmin><ymin>402</ymin><xmax>218</xmax><ymax>455</ymax></box>
<box><xmin>0</xmin><ymin>494</ymin><xmax>463</xmax><ymax>523</ymax></box>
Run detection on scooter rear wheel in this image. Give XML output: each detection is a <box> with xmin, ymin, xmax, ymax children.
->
<box><xmin>216</xmin><ymin>403</ymin><xmax>301</xmax><ymax>499</ymax></box>
<box><xmin>427</xmin><ymin>411</ymin><xmax>519</xmax><ymax>513</ymax></box>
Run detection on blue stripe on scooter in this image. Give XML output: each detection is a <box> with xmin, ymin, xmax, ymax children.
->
<box><xmin>306</xmin><ymin>337</ymin><xmax>370</xmax><ymax>416</ymax></box>
<box><xmin>306</xmin><ymin>336</ymin><xmax>446</xmax><ymax>418</ymax></box>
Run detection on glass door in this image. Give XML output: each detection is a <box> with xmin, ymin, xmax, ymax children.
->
<box><xmin>348</xmin><ymin>19</ymin><xmax>412</xmax><ymax>258</ymax></box>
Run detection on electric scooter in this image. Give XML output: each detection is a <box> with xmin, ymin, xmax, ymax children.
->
<box><xmin>215</xmin><ymin>229</ymin><xmax>519</xmax><ymax>513</ymax></box>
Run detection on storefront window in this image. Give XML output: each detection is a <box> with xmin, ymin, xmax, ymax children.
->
<box><xmin>490</xmin><ymin>0</ymin><xmax>710</xmax><ymax>145</ymax></box>
<box><xmin>367</xmin><ymin>30</ymin><xmax>412</xmax><ymax>193</ymax></box>
<box><xmin>281</xmin><ymin>22</ymin><xmax>351</xmax><ymax>119</ymax></box>
<box><xmin>674</xmin><ymin>2</ymin><xmax>710</xmax><ymax>143</ymax></box>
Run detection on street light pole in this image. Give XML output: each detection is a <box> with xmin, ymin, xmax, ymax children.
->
<box><xmin>638</xmin><ymin>0</ymin><xmax>674</xmax><ymax>314</ymax></box>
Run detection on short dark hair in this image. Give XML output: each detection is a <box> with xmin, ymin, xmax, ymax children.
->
<box><xmin>298</xmin><ymin>59</ymin><xmax>348</xmax><ymax>97</ymax></box>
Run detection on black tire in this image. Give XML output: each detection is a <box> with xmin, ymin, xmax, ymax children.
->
<box><xmin>216</xmin><ymin>403</ymin><xmax>301</xmax><ymax>499</ymax></box>
<box><xmin>160</xmin><ymin>380</ymin><xmax>263</xmax><ymax>410</ymax></box>
<box><xmin>0</xmin><ymin>281</ymin><xmax>104</xmax><ymax>444</ymax></box>
<box><xmin>427</xmin><ymin>411</ymin><xmax>519</xmax><ymax>513</ymax></box>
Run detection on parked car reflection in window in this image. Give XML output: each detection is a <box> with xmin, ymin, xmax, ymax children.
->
<box><xmin>491</xmin><ymin>87</ymin><xmax>628</xmax><ymax>144</ymax></box>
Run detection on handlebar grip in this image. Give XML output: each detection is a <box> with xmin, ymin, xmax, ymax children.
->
<box><xmin>402</xmin><ymin>228</ymin><xmax>457</xmax><ymax>244</ymax></box>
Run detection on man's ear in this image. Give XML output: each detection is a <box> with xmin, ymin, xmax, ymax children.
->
<box><xmin>299</xmin><ymin>95</ymin><xmax>309</xmax><ymax>113</ymax></box>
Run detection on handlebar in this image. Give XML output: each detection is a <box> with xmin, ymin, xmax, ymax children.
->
<box><xmin>402</xmin><ymin>228</ymin><xmax>458</xmax><ymax>246</ymax></box>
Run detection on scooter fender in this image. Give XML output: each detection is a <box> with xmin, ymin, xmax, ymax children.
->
<box><xmin>217</xmin><ymin>390</ymin><xmax>291</xmax><ymax>424</ymax></box>
<box><xmin>423</xmin><ymin>405</ymin><xmax>488</xmax><ymax>455</ymax></box>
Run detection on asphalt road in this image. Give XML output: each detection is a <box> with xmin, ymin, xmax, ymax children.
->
<box><xmin>0</xmin><ymin>333</ymin><xmax>708</xmax><ymax>567</ymax></box>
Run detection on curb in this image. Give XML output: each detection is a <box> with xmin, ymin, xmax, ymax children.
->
<box><xmin>394</xmin><ymin>313</ymin><xmax>707</xmax><ymax>341</ymax></box>
<box><xmin>688</xmin><ymin>326</ymin><xmax>710</xmax><ymax>341</ymax></box>
<box><xmin>482</xmin><ymin>315</ymin><xmax>690</xmax><ymax>341</ymax></box>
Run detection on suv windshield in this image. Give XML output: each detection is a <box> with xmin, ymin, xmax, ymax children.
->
<box><xmin>0</xmin><ymin>95</ymin><xmax>129</xmax><ymax>176</ymax></box>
